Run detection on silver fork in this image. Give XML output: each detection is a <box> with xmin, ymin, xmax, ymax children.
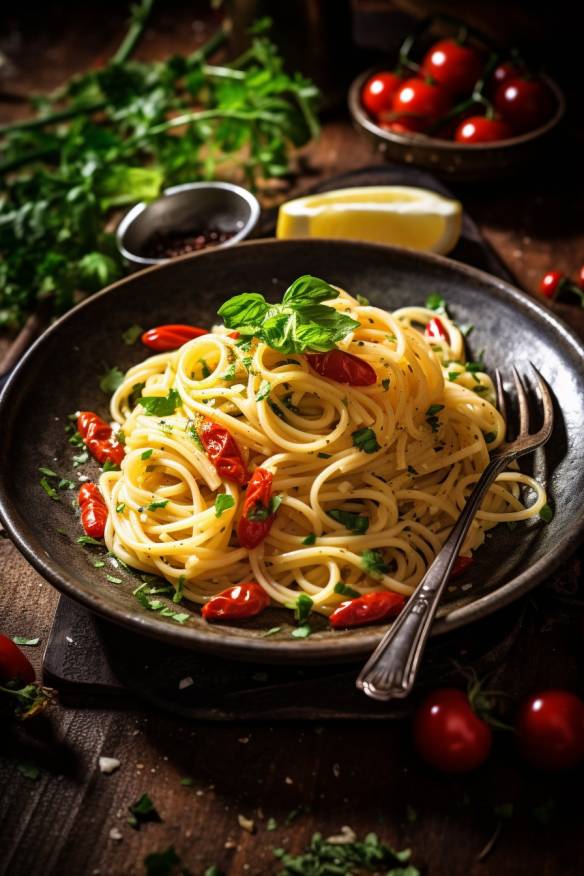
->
<box><xmin>356</xmin><ymin>363</ymin><xmax>554</xmax><ymax>702</ymax></box>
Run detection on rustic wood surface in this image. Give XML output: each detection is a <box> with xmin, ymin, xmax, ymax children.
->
<box><xmin>1</xmin><ymin>4</ymin><xmax>583</xmax><ymax>875</ymax></box>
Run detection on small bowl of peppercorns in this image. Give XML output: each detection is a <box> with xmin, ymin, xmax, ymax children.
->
<box><xmin>116</xmin><ymin>181</ymin><xmax>261</xmax><ymax>269</ymax></box>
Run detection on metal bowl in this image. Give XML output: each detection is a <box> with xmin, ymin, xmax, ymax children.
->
<box><xmin>348</xmin><ymin>68</ymin><xmax>566</xmax><ymax>183</ymax></box>
<box><xmin>116</xmin><ymin>181</ymin><xmax>261</xmax><ymax>268</ymax></box>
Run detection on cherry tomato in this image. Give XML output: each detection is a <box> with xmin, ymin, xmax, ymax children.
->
<box><xmin>413</xmin><ymin>688</ymin><xmax>492</xmax><ymax>772</ymax></box>
<box><xmin>77</xmin><ymin>411</ymin><xmax>125</xmax><ymax>467</ymax></box>
<box><xmin>539</xmin><ymin>270</ymin><xmax>564</xmax><ymax>299</ymax></box>
<box><xmin>306</xmin><ymin>350</ymin><xmax>376</xmax><ymax>386</ymax></box>
<box><xmin>329</xmin><ymin>591</ymin><xmax>405</xmax><ymax>629</ymax></box>
<box><xmin>515</xmin><ymin>690</ymin><xmax>584</xmax><ymax>769</ymax></box>
<box><xmin>141</xmin><ymin>324</ymin><xmax>208</xmax><ymax>352</ymax></box>
<box><xmin>379</xmin><ymin>117</ymin><xmax>428</xmax><ymax>135</ymax></box>
<box><xmin>451</xmin><ymin>556</ymin><xmax>474</xmax><ymax>577</ymax></box>
<box><xmin>361</xmin><ymin>71</ymin><xmax>403</xmax><ymax>116</ymax></box>
<box><xmin>201</xmin><ymin>581</ymin><xmax>270</xmax><ymax>621</ymax></box>
<box><xmin>199</xmin><ymin>417</ymin><xmax>248</xmax><ymax>486</ymax></box>
<box><xmin>494</xmin><ymin>78</ymin><xmax>554</xmax><ymax>132</ymax></box>
<box><xmin>238</xmin><ymin>467</ymin><xmax>275</xmax><ymax>549</ymax></box>
<box><xmin>489</xmin><ymin>61</ymin><xmax>523</xmax><ymax>96</ymax></box>
<box><xmin>425</xmin><ymin>316</ymin><xmax>448</xmax><ymax>341</ymax></box>
<box><xmin>454</xmin><ymin>115</ymin><xmax>512</xmax><ymax>144</ymax></box>
<box><xmin>421</xmin><ymin>39</ymin><xmax>484</xmax><ymax>95</ymax></box>
<box><xmin>78</xmin><ymin>483</ymin><xmax>108</xmax><ymax>539</ymax></box>
<box><xmin>392</xmin><ymin>78</ymin><xmax>452</xmax><ymax>125</ymax></box>
<box><xmin>0</xmin><ymin>634</ymin><xmax>36</xmax><ymax>685</ymax></box>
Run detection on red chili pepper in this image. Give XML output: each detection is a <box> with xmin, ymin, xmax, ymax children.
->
<box><xmin>0</xmin><ymin>633</ymin><xmax>36</xmax><ymax>684</ymax></box>
<box><xmin>425</xmin><ymin>316</ymin><xmax>448</xmax><ymax>341</ymax></box>
<box><xmin>141</xmin><ymin>324</ymin><xmax>208</xmax><ymax>352</ymax></box>
<box><xmin>329</xmin><ymin>590</ymin><xmax>405</xmax><ymax>629</ymax></box>
<box><xmin>78</xmin><ymin>482</ymin><xmax>108</xmax><ymax>539</ymax></box>
<box><xmin>229</xmin><ymin>331</ymin><xmax>240</xmax><ymax>339</ymax></box>
<box><xmin>201</xmin><ymin>581</ymin><xmax>270</xmax><ymax>621</ymax></box>
<box><xmin>451</xmin><ymin>556</ymin><xmax>474</xmax><ymax>577</ymax></box>
<box><xmin>238</xmin><ymin>467</ymin><xmax>275</xmax><ymax>549</ymax></box>
<box><xmin>77</xmin><ymin>411</ymin><xmax>125</xmax><ymax>468</ymax></box>
<box><xmin>199</xmin><ymin>418</ymin><xmax>248</xmax><ymax>486</ymax></box>
<box><xmin>306</xmin><ymin>350</ymin><xmax>376</xmax><ymax>386</ymax></box>
<box><xmin>539</xmin><ymin>271</ymin><xmax>564</xmax><ymax>299</ymax></box>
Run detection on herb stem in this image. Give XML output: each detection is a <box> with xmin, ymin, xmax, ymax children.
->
<box><xmin>0</xmin><ymin>146</ymin><xmax>57</xmax><ymax>175</ymax></box>
<box><xmin>144</xmin><ymin>107</ymin><xmax>282</xmax><ymax>137</ymax></box>
<box><xmin>186</xmin><ymin>26</ymin><xmax>229</xmax><ymax>68</ymax></box>
<box><xmin>112</xmin><ymin>0</ymin><xmax>156</xmax><ymax>65</ymax></box>
<box><xmin>0</xmin><ymin>101</ymin><xmax>105</xmax><ymax>137</ymax></box>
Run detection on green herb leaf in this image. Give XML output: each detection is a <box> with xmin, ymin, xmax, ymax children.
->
<box><xmin>143</xmin><ymin>846</ymin><xmax>181</xmax><ymax>876</ymax></box>
<box><xmin>141</xmin><ymin>449</ymin><xmax>153</xmax><ymax>459</ymax></box>
<box><xmin>356</xmin><ymin>294</ymin><xmax>370</xmax><ymax>306</ymax></box>
<box><xmin>106</xmin><ymin>574</ymin><xmax>123</xmax><ymax>584</ymax></box>
<box><xmin>116</xmin><ymin>502</ymin><xmax>126</xmax><ymax>513</ymax></box>
<box><xmin>425</xmin><ymin>293</ymin><xmax>446</xmax><ymax>312</ymax></box>
<box><xmin>140</xmin><ymin>389</ymin><xmax>181</xmax><ymax>416</ymax></box>
<box><xmin>361</xmin><ymin>549</ymin><xmax>389</xmax><ymax>579</ymax></box>
<box><xmin>266</xmin><ymin>817</ymin><xmax>278</xmax><ymax>830</ymax></box>
<box><xmin>256</xmin><ymin>380</ymin><xmax>272</xmax><ymax>401</ymax></box>
<box><xmin>73</xmin><ymin>448</ymin><xmax>90</xmax><ymax>467</ymax></box>
<box><xmin>122</xmin><ymin>323</ymin><xmax>143</xmax><ymax>345</ymax></box>
<box><xmin>102</xmin><ymin>459</ymin><xmax>120</xmax><ymax>472</ymax></box>
<box><xmin>128</xmin><ymin>793</ymin><xmax>160</xmax><ymax>830</ymax></box>
<box><xmin>302</xmin><ymin>533</ymin><xmax>316</xmax><ymax>545</ymax></box>
<box><xmin>334</xmin><ymin>581</ymin><xmax>360</xmax><ymax>599</ymax></box>
<box><xmin>317</xmin><ymin>452</ymin><xmax>331</xmax><ymax>459</ymax></box>
<box><xmin>352</xmin><ymin>427</ymin><xmax>380</xmax><ymax>454</ymax></box>
<box><xmin>77</xmin><ymin>535</ymin><xmax>103</xmax><ymax>546</ymax></box>
<box><xmin>328</xmin><ymin>508</ymin><xmax>369</xmax><ymax>534</ymax></box>
<box><xmin>147</xmin><ymin>499</ymin><xmax>169</xmax><ymax>511</ymax></box>
<box><xmin>215</xmin><ymin>493</ymin><xmax>235</xmax><ymax>517</ymax></box>
<box><xmin>381</xmin><ymin>378</ymin><xmax>390</xmax><ymax>391</ymax></box>
<box><xmin>262</xmin><ymin>627</ymin><xmax>281</xmax><ymax>637</ymax></box>
<box><xmin>17</xmin><ymin>761</ymin><xmax>40</xmax><ymax>781</ymax></box>
<box><xmin>273</xmin><ymin>831</ymin><xmax>418</xmax><ymax>873</ymax></box>
<box><xmin>173</xmin><ymin>575</ymin><xmax>185</xmax><ymax>604</ymax></box>
<box><xmin>12</xmin><ymin>636</ymin><xmax>40</xmax><ymax>646</ymax></box>
<box><xmin>426</xmin><ymin>404</ymin><xmax>445</xmax><ymax>417</ymax></box>
<box><xmin>40</xmin><ymin>476</ymin><xmax>59</xmax><ymax>501</ymax></box>
<box><xmin>539</xmin><ymin>503</ymin><xmax>554</xmax><ymax>523</ymax></box>
<box><xmin>99</xmin><ymin>365</ymin><xmax>125</xmax><ymax>395</ymax></box>
<box><xmin>38</xmin><ymin>466</ymin><xmax>58</xmax><ymax>478</ymax></box>
<box><xmin>291</xmin><ymin>624</ymin><xmax>311</xmax><ymax>638</ymax></box>
<box><xmin>294</xmin><ymin>593</ymin><xmax>313</xmax><ymax>624</ymax></box>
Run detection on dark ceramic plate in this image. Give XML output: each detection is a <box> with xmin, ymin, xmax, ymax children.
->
<box><xmin>1</xmin><ymin>240</ymin><xmax>583</xmax><ymax>664</ymax></box>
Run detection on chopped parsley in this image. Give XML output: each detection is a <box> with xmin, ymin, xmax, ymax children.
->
<box><xmin>17</xmin><ymin>762</ymin><xmax>40</xmax><ymax>781</ymax></box>
<box><xmin>247</xmin><ymin>494</ymin><xmax>283</xmax><ymax>521</ymax></box>
<box><xmin>425</xmin><ymin>403</ymin><xmax>444</xmax><ymax>433</ymax></box>
<box><xmin>302</xmin><ymin>533</ymin><xmax>317</xmax><ymax>545</ymax></box>
<box><xmin>294</xmin><ymin>593</ymin><xmax>313</xmax><ymax>624</ymax></box>
<box><xmin>139</xmin><ymin>389</ymin><xmax>181</xmax><ymax>416</ymax></box>
<box><xmin>129</xmin><ymin>381</ymin><xmax>146</xmax><ymax>408</ymax></box>
<box><xmin>99</xmin><ymin>365</ymin><xmax>124</xmax><ymax>395</ymax></box>
<box><xmin>221</xmin><ymin>362</ymin><xmax>237</xmax><ymax>381</ymax></box>
<box><xmin>484</xmin><ymin>432</ymin><xmax>496</xmax><ymax>444</ymax></box>
<box><xmin>352</xmin><ymin>427</ymin><xmax>380</xmax><ymax>454</ymax></box>
<box><xmin>334</xmin><ymin>581</ymin><xmax>360</xmax><ymax>599</ymax></box>
<box><xmin>72</xmin><ymin>448</ymin><xmax>89</xmax><ymax>467</ymax></box>
<box><xmin>116</xmin><ymin>502</ymin><xmax>126</xmax><ymax>514</ymax></box>
<box><xmin>447</xmin><ymin>370</ymin><xmax>460</xmax><ymax>381</ymax></box>
<box><xmin>291</xmin><ymin>624</ymin><xmax>311</xmax><ymax>638</ymax></box>
<box><xmin>102</xmin><ymin>459</ymin><xmax>120</xmax><ymax>472</ymax></box>
<box><xmin>381</xmin><ymin>378</ymin><xmax>390</xmax><ymax>391</ymax></box>
<box><xmin>141</xmin><ymin>449</ymin><xmax>153</xmax><ymax>460</ymax></box>
<box><xmin>256</xmin><ymin>379</ymin><xmax>272</xmax><ymax>401</ymax></box>
<box><xmin>273</xmin><ymin>831</ymin><xmax>418</xmax><ymax>874</ymax></box>
<box><xmin>13</xmin><ymin>636</ymin><xmax>40</xmax><ymax>646</ymax></box>
<box><xmin>328</xmin><ymin>508</ymin><xmax>369</xmax><ymax>535</ymax></box>
<box><xmin>361</xmin><ymin>549</ymin><xmax>389</xmax><ymax>578</ymax></box>
<box><xmin>106</xmin><ymin>574</ymin><xmax>123</xmax><ymax>584</ymax></box>
<box><xmin>186</xmin><ymin>419</ymin><xmax>203</xmax><ymax>449</ymax></box>
<box><xmin>77</xmin><ymin>535</ymin><xmax>103</xmax><ymax>546</ymax></box>
<box><xmin>122</xmin><ymin>323</ymin><xmax>143</xmax><ymax>346</ymax></box>
<box><xmin>425</xmin><ymin>293</ymin><xmax>446</xmax><ymax>313</ymax></box>
<box><xmin>133</xmin><ymin>584</ymin><xmax>190</xmax><ymax>623</ymax></box>
<box><xmin>262</xmin><ymin>627</ymin><xmax>281</xmax><ymax>637</ymax></box>
<box><xmin>539</xmin><ymin>503</ymin><xmax>554</xmax><ymax>523</ymax></box>
<box><xmin>173</xmin><ymin>575</ymin><xmax>185</xmax><ymax>604</ymax></box>
<box><xmin>317</xmin><ymin>452</ymin><xmax>331</xmax><ymax>459</ymax></box>
<box><xmin>143</xmin><ymin>846</ymin><xmax>181</xmax><ymax>876</ymax></box>
<box><xmin>128</xmin><ymin>793</ymin><xmax>161</xmax><ymax>829</ymax></box>
<box><xmin>39</xmin><ymin>476</ymin><xmax>59</xmax><ymax>501</ymax></box>
<box><xmin>147</xmin><ymin>499</ymin><xmax>169</xmax><ymax>511</ymax></box>
<box><xmin>356</xmin><ymin>294</ymin><xmax>370</xmax><ymax>306</ymax></box>
<box><xmin>267</xmin><ymin>398</ymin><xmax>287</xmax><ymax>421</ymax></box>
<box><xmin>215</xmin><ymin>493</ymin><xmax>235</xmax><ymax>517</ymax></box>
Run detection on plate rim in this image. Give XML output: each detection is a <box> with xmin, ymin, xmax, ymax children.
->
<box><xmin>1</xmin><ymin>238</ymin><xmax>583</xmax><ymax>662</ymax></box>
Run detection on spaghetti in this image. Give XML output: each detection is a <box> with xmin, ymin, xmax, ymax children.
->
<box><xmin>99</xmin><ymin>284</ymin><xmax>546</xmax><ymax>618</ymax></box>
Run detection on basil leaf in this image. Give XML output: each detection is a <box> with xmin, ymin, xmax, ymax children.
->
<box><xmin>361</xmin><ymin>549</ymin><xmax>389</xmax><ymax>578</ymax></box>
<box><xmin>426</xmin><ymin>293</ymin><xmax>446</xmax><ymax>312</ymax></box>
<box><xmin>282</xmin><ymin>274</ymin><xmax>337</xmax><ymax>306</ymax></box>
<box><xmin>140</xmin><ymin>389</ymin><xmax>181</xmax><ymax>416</ymax></box>
<box><xmin>141</xmin><ymin>449</ymin><xmax>153</xmax><ymax>459</ymax></box>
<box><xmin>328</xmin><ymin>508</ymin><xmax>369</xmax><ymax>534</ymax></box>
<box><xmin>214</xmin><ymin>493</ymin><xmax>235</xmax><ymax>517</ymax></box>
<box><xmin>302</xmin><ymin>533</ymin><xmax>316</xmax><ymax>545</ymax></box>
<box><xmin>218</xmin><ymin>292</ymin><xmax>270</xmax><ymax>333</ymax></box>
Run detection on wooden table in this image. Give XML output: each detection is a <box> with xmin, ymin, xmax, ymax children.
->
<box><xmin>1</xmin><ymin>6</ymin><xmax>583</xmax><ymax>875</ymax></box>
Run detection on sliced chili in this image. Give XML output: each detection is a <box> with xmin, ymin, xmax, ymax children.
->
<box><xmin>199</xmin><ymin>417</ymin><xmax>248</xmax><ymax>486</ymax></box>
<box><xmin>306</xmin><ymin>350</ymin><xmax>376</xmax><ymax>386</ymax></box>
<box><xmin>78</xmin><ymin>482</ymin><xmax>108</xmax><ymax>539</ymax></box>
<box><xmin>77</xmin><ymin>411</ymin><xmax>125</xmax><ymax>467</ymax></box>
<box><xmin>141</xmin><ymin>324</ymin><xmax>208</xmax><ymax>352</ymax></box>
<box><xmin>329</xmin><ymin>590</ymin><xmax>405</xmax><ymax>629</ymax></box>
<box><xmin>201</xmin><ymin>581</ymin><xmax>270</xmax><ymax>621</ymax></box>
<box><xmin>425</xmin><ymin>317</ymin><xmax>448</xmax><ymax>341</ymax></box>
<box><xmin>238</xmin><ymin>467</ymin><xmax>275</xmax><ymax>549</ymax></box>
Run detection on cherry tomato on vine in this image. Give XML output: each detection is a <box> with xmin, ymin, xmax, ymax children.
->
<box><xmin>421</xmin><ymin>39</ymin><xmax>484</xmax><ymax>95</ymax></box>
<box><xmin>329</xmin><ymin>591</ymin><xmax>405</xmax><ymax>629</ymax></box>
<box><xmin>454</xmin><ymin>115</ymin><xmax>512</xmax><ymax>144</ymax></box>
<box><xmin>515</xmin><ymin>690</ymin><xmax>584</xmax><ymax>769</ymax></box>
<box><xmin>0</xmin><ymin>634</ymin><xmax>36</xmax><ymax>685</ymax></box>
<box><xmin>539</xmin><ymin>270</ymin><xmax>565</xmax><ymax>299</ymax></box>
<box><xmin>494</xmin><ymin>78</ymin><xmax>554</xmax><ymax>132</ymax></box>
<box><xmin>141</xmin><ymin>324</ymin><xmax>208</xmax><ymax>352</ymax></box>
<box><xmin>413</xmin><ymin>688</ymin><xmax>493</xmax><ymax>772</ymax></box>
<box><xmin>306</xmin><ymin>350</ymin><xmax>376</xmax><ymax>386</ymax></box>
<box><xmin>392</xmin><ymin>78</ymin><xmax>453</xmax><ymax>125</ymax></box>
<box><xmin>361</xmin><ymin>71</ymin><xmax>403</xmax><ymax>116</ymax></box>
<box><xmin>488</xmin><ymin>61</ymin><xmax>523</xmax><ymax>96</ymax></box>
<box><xmin>202</xmin><ymin>581</ymin><xmax>270</xmax><ymax>621</ymax></box>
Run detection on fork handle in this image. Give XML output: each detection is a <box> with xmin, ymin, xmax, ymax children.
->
<box><xmin>356</xmin><ymin>455</ymin><xmax>509</xmax><ymax>701</ymax></box>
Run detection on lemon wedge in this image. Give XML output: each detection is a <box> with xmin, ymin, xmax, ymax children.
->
<box><xmin>276</xmin><ymin>186</ymin><xmax>462</xmax><ymax>255</ymax></box>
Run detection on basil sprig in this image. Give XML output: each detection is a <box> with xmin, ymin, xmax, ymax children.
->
<box><xmin>218</xmin><ymin>275</ymin><xmax>360</xmax><ymax>355</ymax></box>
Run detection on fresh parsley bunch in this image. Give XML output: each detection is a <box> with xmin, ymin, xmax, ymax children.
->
<box><xmin>218</xmin><ymin>275</ymin><xmax>360</xmax><ymax>354</ymax></box>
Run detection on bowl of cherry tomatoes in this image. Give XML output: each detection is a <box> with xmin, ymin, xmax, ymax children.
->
<box><xmin>348</xmin><ymin>25</ymin><xmax>565</xmax><ymax>182</ymax></box>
